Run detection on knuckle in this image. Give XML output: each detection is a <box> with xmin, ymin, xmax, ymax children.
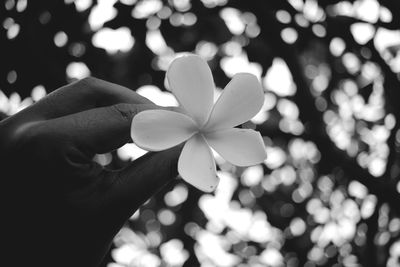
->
<box><xmin>78</xmin><ymin>76</ymin><xmax>100</xmax><ymax>87</ymax></box>
<box><xmin>76</xmin><ymin>77</ymin><xmax>103</xmax><ymax>94</ymax></box>
<box><xmin>75</xmin><ymin>77</ymin><xmax>114</xmax><ymax>105</ymax></box>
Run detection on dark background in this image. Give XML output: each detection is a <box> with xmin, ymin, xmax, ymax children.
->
<box><xmin>1</xmin><ymin>0</ymin><xmax>400</xmax><ymax>266</ymax></box>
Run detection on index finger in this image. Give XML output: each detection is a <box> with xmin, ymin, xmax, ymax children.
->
<box><xmin>17</xmin><ymin>77</ymin><xmax>153</xmax><ymax>121</ymax></box>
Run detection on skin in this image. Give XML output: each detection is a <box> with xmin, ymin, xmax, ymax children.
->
<box><xmin>0</xmin><ymin>77</ymin><xmax>181</xmax><ymax>267</ymax></box>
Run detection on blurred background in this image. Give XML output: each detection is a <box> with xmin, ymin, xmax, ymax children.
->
<box><xmin>1</xmin><ymin>0</ymin><xmax>400</xmax><ymax>266</ymax></box>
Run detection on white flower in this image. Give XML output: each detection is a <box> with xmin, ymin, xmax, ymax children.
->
<box><xmin>131</xmin><ymin>54</ymin><xmax>266</xmax><ymax>192</ymax></box>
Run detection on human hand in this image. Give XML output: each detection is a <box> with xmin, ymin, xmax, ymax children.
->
<box><xmin>0</xmin><ymin>77</ymin><xmax>181</xmax><ymax>267</ymax></box>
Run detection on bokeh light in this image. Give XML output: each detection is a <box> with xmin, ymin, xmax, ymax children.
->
<box><xmin>1</xmin><ymin>0</ymin><xmax>400</xmax><ymax>266</ymax></box>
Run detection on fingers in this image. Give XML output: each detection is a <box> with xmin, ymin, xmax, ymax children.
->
<box><xmin>103</xmin><ymin>145</ymin><xmax>182</xmax><ymax>221</ymax></box>
<box><xmin>18</xmin><ymin>77</ymin><xmax>153</xmax><ymax>121</ymax></box>
<box><xmin>46</xmin><ymin>103</ymin><xmax>160</xmax><ymax>154</ymax></box>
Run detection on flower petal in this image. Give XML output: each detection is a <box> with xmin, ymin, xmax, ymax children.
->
<box><xmin>205</xmin><ymin>128</ymin><xmax>266</xmax><ymax>166</ymax></box>
<box><xmin>167</xmin><ymin>54</ymin><xmax>214</xmax><ymax>127</ymax></box>
<box><xmin>204</xmin><ymin>73</ymin><xmax>264</xmax><ymax>131</ymax></box>
<box><xmin>131</xmin><ymin>110</ymin><xmax>197</xmax><ymax>151</ymax></box>
<box><xmin>178</xmin><ymin>134</ymin><xmax>219</xmax><ymax>192</ymax></box>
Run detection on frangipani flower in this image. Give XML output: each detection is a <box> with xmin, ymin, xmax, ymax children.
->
<box><xmin>131</xmin><ymin>54</ymin><xmax>266</xmax><ymax>192</ymax></box>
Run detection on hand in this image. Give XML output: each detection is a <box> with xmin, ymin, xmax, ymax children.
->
<box><xmin>0</xmin><ymin>77</ymin><xmax>181</xmax><ymax>267</ymax></box>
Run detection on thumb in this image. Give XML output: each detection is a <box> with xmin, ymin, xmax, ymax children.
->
<box><xmin>103</xmin><ymin>144</ymin><xmax>183</xmax><ymax>221</ymax></box>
